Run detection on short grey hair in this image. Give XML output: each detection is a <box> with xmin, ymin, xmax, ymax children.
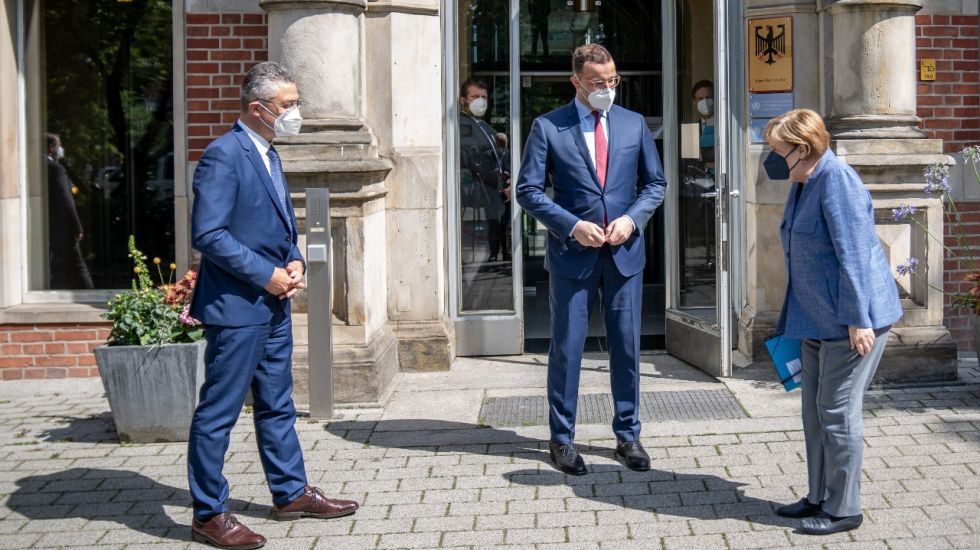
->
<box><xmin>241</xmin><ymin>62</ymin><xmax>295</xmax><ymax>111</ymax></box>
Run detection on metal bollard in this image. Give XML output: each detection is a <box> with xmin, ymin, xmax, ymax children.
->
<box><xmin>305</xmin><ymin>188</ymin><xmax>334</xmax><ymax>419</ymax></box>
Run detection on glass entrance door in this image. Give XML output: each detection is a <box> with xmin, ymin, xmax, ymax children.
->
<box><xmin>663</xmin><ymin>0</ymin><xmax>741</xmax><ymax>376</ymax></box>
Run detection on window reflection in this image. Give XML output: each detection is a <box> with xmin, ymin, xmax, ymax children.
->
<box><xmin>458</xmin><ymin>0</ymin><xmax>514</xmax><ymax>312</ymax></box>
<box><xmin>33</xmin><ymin>0</ymin><xmax>175</xmax><ymax>290</ymax></box>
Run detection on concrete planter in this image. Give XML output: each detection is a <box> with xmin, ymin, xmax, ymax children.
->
<box><xmin>974</xmin><ymin>315</ymin><xmax>980</xmax><ymax>359</ymax></box>
<box><xmin>94</xmin><ymin>340</ymin><xmax>207</xmax><ymax>443</ymax></box>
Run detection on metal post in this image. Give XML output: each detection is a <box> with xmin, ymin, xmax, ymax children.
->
<box><xmin>305</xmin><ymin>188</ymin><xmax>334</xmax><ymax>418</ymax></box>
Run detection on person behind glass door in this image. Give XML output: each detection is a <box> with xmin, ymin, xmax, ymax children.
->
<box><xmin>516</xmin><ymin>44</ymin><xmax>667</xmax><ymax>476</ymax></box>
<box><xmin>459</xmin><ymin>78</ymin><xmax>509</xmax><ymax>262</ymax></box>
<box><xmin>45</xmin><ymin>133</ymin><xmax>93</xmax><ymax>290</ymax></box>
<box><xmin>691</xmin><ymin>79</ymin><xmax>715</xmax><ymax>167</ymax></box>
<box><xmin>764</xmin><ymin>109</ymin><xmax>902</xmax><ymax>536</ymax></box>
<box><xmin>528</xmin><ymin>0</ymin><xmax>551</xmax><ymax>58</ymax></box>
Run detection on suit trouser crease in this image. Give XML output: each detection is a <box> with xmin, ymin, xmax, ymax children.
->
<box><xmin>548</xmin><ymin>249</ymin><xmax>642</xmax><ymax>444</ymax></box>
<box><xmin>800</xmin><ymin>329</ymin><xmax>888</xmax><ymax>517</ymax></box>
<box><xmin>188</xmin><ymin>311</ymin><xmax>308</xmax><ymax>520</ymax></box>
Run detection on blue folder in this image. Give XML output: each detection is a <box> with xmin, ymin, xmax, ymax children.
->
<box><xmin>764</xmin><ymin>334</ymin><xmax>803</xmax><ymax>392</ymax></box>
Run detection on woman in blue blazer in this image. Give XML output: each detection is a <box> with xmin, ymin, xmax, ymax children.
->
<box><xmin>764</xmin><ymin>109</ymin><xmax>903</xmax><ymax>535</ymax></box>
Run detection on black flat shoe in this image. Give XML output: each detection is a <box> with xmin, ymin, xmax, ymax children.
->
<box><xmin>549</xmin><ymin>441</ymin><xmax>587</xmax><ymax>475</ymax></box>
<box><xmin>615</xmin><ymin>439</ymin><xmax>650</xmax><ymax>471</ymax></box>
<box><xmin>799</xmin><ymin>512</ymin><xmax>863</xmax><ymax>535</ymax></box>
<box><xmin>776</xmin><ymin>497</ymin><xmax>823</xmax><ymax>518</ymax></box>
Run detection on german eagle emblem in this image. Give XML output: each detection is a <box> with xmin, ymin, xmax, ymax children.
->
<box><xmin>755</xmin><ymin>24</ymin><xmax>786</xmax><ymax>65</ymax></box>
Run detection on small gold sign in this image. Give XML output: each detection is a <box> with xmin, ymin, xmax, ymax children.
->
<box><xmin>920</xmin><ymin>59</ymin><xmax>937</xmax><ymax>81</ymax></box>
<box><xmin>748</xmin><ymin>16</ymin><xmax>793</xmax><ymax>93</ymax></box>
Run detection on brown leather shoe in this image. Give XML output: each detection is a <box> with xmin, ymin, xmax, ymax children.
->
<box><xmin>191</xmin><ymin>513</ymin><xmax>266</xmax><ymax>549</ymax></box>
<box><xmin>273</xmin><ymin>485</ymin><xmax>359</xmax><ymax>520</ymax></box>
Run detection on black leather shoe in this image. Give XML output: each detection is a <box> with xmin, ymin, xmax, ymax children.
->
<box><xmin>615</xmin><ymin>439</ymin><xmax>650</xmax><ymax>471</ymax></box>
<box><xmin>776</xmin><ymin>497</ymin><xmax>823</xmax><ymax>518</ymax></box>
<box><xmin>549</xmin><ymin>441</ymin><xmax>587</xmax><ymax>475</ymax></box>
<box><xmin>799</xmin><ymin>512</ymin><xmax>863</xmax><ymax>535</ymax></box>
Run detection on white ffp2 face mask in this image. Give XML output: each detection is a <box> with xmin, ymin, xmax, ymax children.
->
<box><xmin>587</xmin><ymin>87</ymin><xmax>615</xmax><ymax>112</ymax></box>
<box><xmin>697</xmin><ymin>98</ymin><xmax>714</xmax><ymax>117</ymax></box>
<box><xmin>468</xmin><ymin>97</ymin><xmax>488</xmax><ymax>117</ymax></box>
<box><xmin>260</xmin><ymin>103</ymin><xmax>303</xmax><ymax>137</ymax></box>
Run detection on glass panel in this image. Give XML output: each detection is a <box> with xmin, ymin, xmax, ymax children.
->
<box><xmin>457</xmin><ymin>0</ymin><xmax>515</xmax><ymax>312</ymax></box>
<box><xmin>518</xmin><ymin>0</ymin><xmax>665</xmax><ymax>349</ymax></box>
<box><xmin>676</xmin><ymin>0</ymin><xmax>716</xmax><ymax>308</ymax></box>
<box><xmin>31</xmin><ymin>0</ymin><xmax>175</xmax><ymax>290</ymax></box>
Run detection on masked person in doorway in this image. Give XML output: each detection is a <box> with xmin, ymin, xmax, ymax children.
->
<box><xmin>187</xmin><ymin>62</ymin><xmax>358</xmax><ymax>550</ymax></box>
<box><xmin>459</xmin><ymin>78</ymin><xmax>510</xmax><ymax>262</ymax></box>
<box><xmin>516</xmin><ymin>44</ymin><xmax>667</xmax><ymax>475</ymax></box>
<box><xmin>765</xmin><ymin>109</ymin><xmax>902</xmax><ymax>536</ymax></box>
<box><xmin>46</xmin><ymin>133</ymin><xmax>93</xmax><ymax>290</ymax></box>
<box><xmin>692</xmin><ymin>79</ymin><xmax>715</xmax><ymax>166</ymax></box>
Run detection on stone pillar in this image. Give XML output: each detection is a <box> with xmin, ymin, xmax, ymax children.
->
<box><xmin>364</xmin><ymin>0</ymin><xmax>454</xmax><ymax>372</ymax></box>
<box><xmin>826</xmin><ymin>0</ymin><xmax>957</xmax><ymax>382</ymax></box>
<box><xmin>261</xmin><ymin>0</ymin><xmax>399</xmax><ymax>405</ymax></box>
<box><xmin>826</xmin><ymin>0</ymin><xmax>925</xmax><ymax>138</ymax></box>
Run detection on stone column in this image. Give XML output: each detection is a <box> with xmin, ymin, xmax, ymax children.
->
<box><xmin>261</xmin><ymin>0</ymin><xmax>399</xmax><ymax>404</ymax></box>
<box><xmin>826</xmin><ymin>0</ymin><xmax>957</xmax><ymax>382</ymax></box>
<box><xmin>826</xmin><ymin>0</ymin><xmax>925</xmax><ymax>138</ymax></box>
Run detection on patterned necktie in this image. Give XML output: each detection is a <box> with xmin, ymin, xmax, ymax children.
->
<box><xmin>266</xmin><ymin>146</ymin><xmax>292</xmax><ymax>232</ymax></box>
<box><xmin>592</xmin><ymin>111</ymin><xmax>607</xmax><ymax>188</ymax></box>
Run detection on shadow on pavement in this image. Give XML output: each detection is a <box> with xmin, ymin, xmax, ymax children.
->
<box><xmin>8</xmin><ymin>468</ymin><xmax>271</xmax><ymax>543</ymax></box>
<box><xmin>37</xmin><ymin>412</ymin><xmax>117</xmax><ymax>443</ymax></box>
<box><xmin>326</xmin><ymin>419</ymin><xmax>791</xmax><ymax>528</ymax></box>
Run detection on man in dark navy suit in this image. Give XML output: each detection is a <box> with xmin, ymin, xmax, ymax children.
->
<box><xmin>187</xmin><ymin>62</ymin><xmax>357</xmax><ymax>550</ymax></box>
<box><xmin>516</xmin><ymin>45</ymin><xmax>667</xmax><ymax>475</ymax></box>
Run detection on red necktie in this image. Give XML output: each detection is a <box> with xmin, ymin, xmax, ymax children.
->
<box><xmin>592</xmin><ymin>111</ymin><xmax>607</xmax><ymax>188</ymax></box>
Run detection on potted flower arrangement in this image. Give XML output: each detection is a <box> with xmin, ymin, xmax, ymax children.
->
<box><xmin>94</xmin><ymin>235</ymin><xmax>205</xmax><ymax>443</ymax></box>
<box><xmin>893</xmin><ymin>144</ymin><xmax>980</xmax><ymax>352</ymax></box>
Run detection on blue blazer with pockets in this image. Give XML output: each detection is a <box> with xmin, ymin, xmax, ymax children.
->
<box><xmin>189</xmin><ymin>123</ymin><xmax>304</xmax><ymax>327</ymax></box>
<box><xmin>515</xmin><ymin>101</ymin><xmax>667</xmax><ymax>279</ymax></box>
<box><xmin>776</xmin><ymin>149</ymin><xmax>903</xmax><ymax>340</ymax></box>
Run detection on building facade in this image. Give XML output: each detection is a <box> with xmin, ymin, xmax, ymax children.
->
<box><xmin>0</xmin><ymin>0</ymin><xmax>977</xmax><ymax>405</ymax></box>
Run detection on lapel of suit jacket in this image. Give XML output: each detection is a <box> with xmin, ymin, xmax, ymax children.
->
<box><xmin>562</xmin><ymin>101</ymin><xmax>603</xmax><ymax>192</ymax></box>
<box><xmin>232</xmin><ymin>125</ymin><xmax>292</xmax><ymax>232</ymax></box>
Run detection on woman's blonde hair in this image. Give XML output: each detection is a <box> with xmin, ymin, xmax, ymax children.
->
<box><xmin>764</xmin><ymin>108</ymin><xmax>830</xmax><ymax>161</ymax></box>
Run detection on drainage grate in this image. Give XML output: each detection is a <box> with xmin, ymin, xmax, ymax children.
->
<box><xmin>479</xmin><ymin>389</ymin><xmax>746</xmax><ymax>427</ymax></box>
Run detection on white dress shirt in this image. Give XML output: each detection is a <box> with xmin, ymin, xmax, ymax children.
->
<box><xmin>237</xmin><ymin>120</ymin><xmax>272</xmax><ymax>176</ymax></box>
<box><xmin>574</xmin><ymin>97</ymin><xmax>608</xmax><ymax>172</ymax></box>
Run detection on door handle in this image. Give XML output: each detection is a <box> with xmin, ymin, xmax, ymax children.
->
<box><xmin>729</xmin><ymin>190</ymin><xmax>740</xmax><ymax>198</ymax></box>
<box><xmin>700</xmin><ymin>191</ymin><xmax>717</xmax><ymax>199</ymax></box>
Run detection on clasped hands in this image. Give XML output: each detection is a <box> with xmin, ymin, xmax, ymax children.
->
<box><xmin>264</xmin><ymin>260</ymin><xmax>306</xmax><ymax>300</ymax></box>
<box><xmin>571</xmin><ymin>216</ymin><xmax>634</xmax><ymax>247</ymax></box>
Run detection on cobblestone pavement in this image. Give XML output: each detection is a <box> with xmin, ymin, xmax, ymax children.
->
<box><xmin>0</xmin><ymin>355</ymin><xmax>978</xmax><ymax>550</ymax></box>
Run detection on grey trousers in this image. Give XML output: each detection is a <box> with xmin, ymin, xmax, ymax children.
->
<box><xmin>800</xmin><ymin>327</ymin><xmax>889</xmax><ymax>517</ymax></box>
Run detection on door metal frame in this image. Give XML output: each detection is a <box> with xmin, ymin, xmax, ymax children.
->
<box><xmin>446</xmin><ymin>0</ymin><xmax>524</xmax><ymax>356</ymax></box>
<box><xmin>663</xmin><ymin>0</ymin><xmax>741</xmax><ymax>377</ymax></box>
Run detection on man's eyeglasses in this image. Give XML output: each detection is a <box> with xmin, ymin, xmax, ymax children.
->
<box><xmin>581</xmin><ymin>75</ymin><xmax>622</xmax><ymax>90</ymax></box>
<box><xmin>260</xmin><ymin>98</ymin><xmax>302</xmax><ymax>111</ymax></box>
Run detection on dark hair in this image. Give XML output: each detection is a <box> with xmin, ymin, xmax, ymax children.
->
<box><xmin>459</xmin><ymin>78</ymin><xmax>488</xmax><ymax>99</ymax></box>
<box><xmin>691</xmin><ymin>79</ymin><xmax>713</xmax><ymax>99</ymax></box>
<box><xmin>241</xmin><ymin>62</ymin><xmax>296</xmax><ymax>111</ymax></box>
<box><xmin>46</xmin><ymin>133</ymin><xmax>60</xmax><ymax>149</ymax></box>
<box><xmin>572</xmin><ymin>44</ymin><xmax>613</xmax><ymax>74</ymax></box>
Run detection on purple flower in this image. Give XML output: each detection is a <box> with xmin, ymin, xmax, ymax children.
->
<box><xmin>896</xmin><ymin>257</ymin><xmax>920</xmax><ymax>276</ymax></box>
<box><xmin>891</xmin><ymin>205</ymin><xmax>918</xmax><ymax>221</ymax></box>
<box><xmin>924</xmin><ymin>164</ymin><xmax>951</xmax><ymax>195</ymax></box>
<box><xmin>179</xmin><ymin>303</ymin><xmax>201</xmax><ymax>327</ymax></box>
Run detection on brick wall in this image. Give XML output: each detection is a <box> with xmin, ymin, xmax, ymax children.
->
<box><xmin>915</xmin><ymin>14</ymin><xmax>979</xmax><ymax>153</ymax></box>
<box><xmin>0</xmin><ymin>324</ymin><xmax>111</xmax><ymax>380</ymax></box>
<box><xmin>944</xmin><ymin>202</ymin><xmax>980</xmax><ymax>354</ymax></box>
<box><xmin>917</xmin><ymin>14</ymin><xmax>980</xmax><ymax>354</ymax></box>
<box><xmin>186</xmin><ymin>13</ymin><xmax>268</xmax><ymax>161</ymax></box>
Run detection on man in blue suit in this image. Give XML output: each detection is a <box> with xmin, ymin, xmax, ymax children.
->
<box><xmin>516</xmin><ymin>45</ymin><xmax>667</xmax><ymax>475</ymax></box>
<box><xmin>187</xmin><ymin>62</ymin><xmax>357</xmax><ymax>550</ymax></box>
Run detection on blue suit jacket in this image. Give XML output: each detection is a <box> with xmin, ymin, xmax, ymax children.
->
<box><xmin>189</xmin><ymin>123</ymin><xmax>304</xmax><ymax>327</ymax></box>
<box><xmin>515</xmin><ymin>102</ymin><xmax>667</xmax><ymax>279</ymax></box>
<box><xmin>776</xmin><ymin>149</ymin><xmax>903</xmax><ymax>340</ymax></box>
